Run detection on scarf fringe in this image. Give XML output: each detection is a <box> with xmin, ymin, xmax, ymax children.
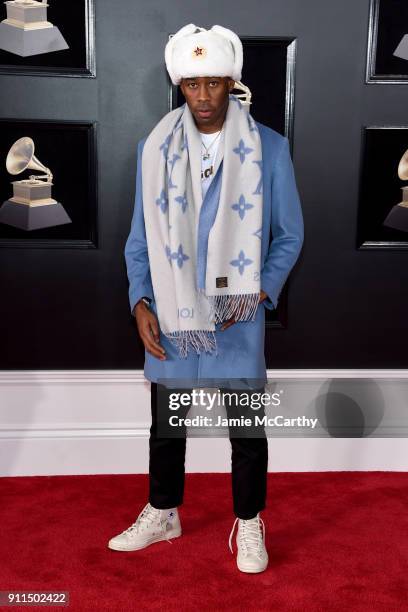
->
<box><xmin>164</xmin><ymin>329</ymin><xmax>218</xmax><ymax>359</ymax></box>
<box><xmin>206</xmin><ymin>292</ymin><xmax>260</xmax><ymax>324</ymax></box>
<box><xmin>163</xmin><ymin>292</ymin><xmax>260</xmax><ymax>358</ymax></box>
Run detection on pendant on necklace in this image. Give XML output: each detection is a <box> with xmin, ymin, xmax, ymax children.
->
<box><xmin>202</xmin><ymin>153</ymin><xmax>210</xmax><ymax>160</ymax></box>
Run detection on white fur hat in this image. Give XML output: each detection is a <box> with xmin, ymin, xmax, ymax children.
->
<box><xmin>165</xmin><ymin>23</ymin><xmax>243</xmax><ymax>85</ymax></box>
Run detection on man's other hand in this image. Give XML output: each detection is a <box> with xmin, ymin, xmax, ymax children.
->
<box><xmin>220</xmin><ymin>290</ymin><xmax>268</xmax><ymax>331</ymax></box>
<box><xmin>134</xmin><ymin>301</ymin><xmax>167</xmax><ymax>360</ymax></box>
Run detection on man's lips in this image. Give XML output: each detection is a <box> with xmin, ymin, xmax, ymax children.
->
<box><xmin>196</xmin><ymin>108</ymin><xmax>213</xmax><ymax>118</ymax></box>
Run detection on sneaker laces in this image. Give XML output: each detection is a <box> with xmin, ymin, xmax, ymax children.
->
<box><xmin>228</xmin><ymin>514</ymin><xmax>266</xmax><ymax>558</ymax></box>
<box><xmin>123</xmin><ymin>503</ymin><xmax>175</xmax><ymax>544</ymax></box>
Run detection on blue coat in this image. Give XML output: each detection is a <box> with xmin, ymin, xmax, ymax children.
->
<box><xmin>124</xmin><ymin>120</ymin><xmax>304</xmax><ymax>387</ymax></box>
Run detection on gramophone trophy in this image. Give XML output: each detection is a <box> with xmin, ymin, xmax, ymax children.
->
<box><xmin>383</xmin><ymin>149</ymin><xmax>408</xmax><ymax>232</ymax></box>
<box><xmin>0</xmin><ymin>136</ymin><xmax>72</xmax><ymax>231</ymax></box>
<box><xmin>0</xmin><ymin>0</ymin><xmax>68</xmax><ymax>57</ymax></box>
<box><xmin>394</xmin><ymin>34</ymin><xmax>408</xmax><ymax>62</ymax></box>
<box><xmin>232</xmin><ymin>81</ymin><xmax>252</xmax><ymax>109</ymax></box>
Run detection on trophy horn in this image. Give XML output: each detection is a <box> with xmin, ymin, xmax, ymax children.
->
<box><xmin>232</xmin><ymin>81</ymin><xmax>252</xmax><ymax>107</ymax></box>
<box><xmin>5</xmin><ymin>136</ymin><xmax>52</xmax><ymax>181</ymax></box>
<box><xmin>398</xmin><ymin>149</ymin><xmax>408</xmax><ymax>181</ymax></box>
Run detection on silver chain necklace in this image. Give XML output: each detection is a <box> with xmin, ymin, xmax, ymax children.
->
<box><xmin>201</xmin><ymin>130</ymin><xmax>221</xmax><ymax>161</ymax></box>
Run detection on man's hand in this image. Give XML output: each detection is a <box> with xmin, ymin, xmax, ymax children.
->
<box><xmin>220</xmin><ymin>290</ymin><xmax>268</xmax><ymax>331</ymax></box>
<box><xmin>134</xmin><ymin>301</ymin><xmax>167</xmax><ymax>360</ymax></box>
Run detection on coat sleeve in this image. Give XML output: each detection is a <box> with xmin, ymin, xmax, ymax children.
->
<box><xmin>261</xmin><ymin>137</ymin><xmax>304</xmax><ymax>310</ymax></box>
<box><xmin>124</xmin><ymin>138</ymin><xmax>154</xmax><ymax>316</ymax></box>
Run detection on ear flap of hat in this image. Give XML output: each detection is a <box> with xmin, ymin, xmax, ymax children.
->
<box><xmin>165</xmin><ymin>23</ymin><xmax>199</xmax><ymax>84</ymax></box>
<box><xmin>210</xmin><ymin>24</ymin><xmax>243</xmax><ymax>82</ymax></box>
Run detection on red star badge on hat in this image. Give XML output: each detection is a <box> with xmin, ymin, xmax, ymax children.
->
<box><xmin>194</xmin><ymin>47</ymin><xmax>204</xmax><ymax>56</ymax></box>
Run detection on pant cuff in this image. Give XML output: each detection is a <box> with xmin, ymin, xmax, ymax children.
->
<box><xmin>234</xmin><ymin>505</ymin><xmax>266</xmax><ymax>520</ymax></box>
<box><xmin>149</xmin><ymin>498</ymin><xmax>183</xmax><ymax>509</ymax></box>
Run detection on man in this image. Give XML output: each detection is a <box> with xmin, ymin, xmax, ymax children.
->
<box><xmin>108</xmin><ymin>24</ymin><xmax>304</xmax><ymax>574</ymax></box>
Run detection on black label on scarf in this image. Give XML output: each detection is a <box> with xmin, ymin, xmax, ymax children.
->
<box><xmin>216</xmin><ymin>277</ymin><xmax>228</xmax><ymax>288</ymax></box>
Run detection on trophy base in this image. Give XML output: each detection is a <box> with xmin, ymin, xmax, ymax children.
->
<box><xmin>393</xmin><ymin>34</ymin><xmax>408</xmax><ymax>62</ymax></box>
<box><xmin>0</xmin><ymin>21</ymin><xmax>68</xmax><ymax>56</ymax></box>
<box><xmin>0</xmin><ymin>200</ymin><xmax>72</xmax><ymax>231</ymax></box>
<box><xmin>383</xmin><ymin>204</ymin><xmax>408</xmax><ymax>233</ymax></box>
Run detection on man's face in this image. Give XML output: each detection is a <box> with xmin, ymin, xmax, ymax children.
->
<box><xmin>179</xmin><ymin>76</ymin><xmax>235</xmax><ymax>132</ymax></box>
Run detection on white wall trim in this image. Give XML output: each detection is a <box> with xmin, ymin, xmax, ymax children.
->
<box><xmin>1</xmin><ymin>368</ymin><xmax>408</xmax><ymax>383</ymax></box>
<box><xmin>0</xmin><ymin>370</ymin><xmax>148</xmax><ymax>384</ymax></box>
<box><xmin>0</xmin><ymin>369</ymin><xmax>407</xmax><ymax>476</ymax></box>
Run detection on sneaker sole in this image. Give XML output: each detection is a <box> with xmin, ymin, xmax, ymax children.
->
<box><xmin>108</xmin><ymin>528</ymin><xmax>182</xmax><ymax>552</ymax></box>
<box><xmin>237</xmin><ymin>554</ymin><xmax>269</xmax><ymax>573</ymax></box>
<box><xmin>238</xmin><ymin>565</ymin><xmax>268</xmax><ymax>574</ymax></box>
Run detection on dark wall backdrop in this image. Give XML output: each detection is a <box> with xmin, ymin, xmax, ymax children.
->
<box><xmin>0</xmin><ymin>0</ymin><xmax>407</xmax><ymax>370</ymax></box>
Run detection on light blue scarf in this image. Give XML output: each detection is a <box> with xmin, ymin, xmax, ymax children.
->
<box><xmin>142</xmin><ymin>94</ymin><xmax>263</xmax><ymax>358</ymax></box>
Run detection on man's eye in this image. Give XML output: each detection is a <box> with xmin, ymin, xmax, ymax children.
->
<box><xmin>188</xmin><ymin>83</ymin><xmax>197</xmax><ymax>88</ymax></box>
<box><xmin>209</xmin><ymin>81</ymin><xmax>219</xmax><ymax>86</ymax></box>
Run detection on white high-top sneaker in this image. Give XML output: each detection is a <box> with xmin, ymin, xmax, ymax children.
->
<box><xmin>228</xmin><ymin>513</ymin><xmax>268</xmax><ymax>573</ymax></box>
<box><xmin>108</xmin><ymin>503</ymin><xmax>181</xmax><ymax>551</ymax></box>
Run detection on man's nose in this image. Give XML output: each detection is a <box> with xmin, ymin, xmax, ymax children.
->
<box><xmin>197</xmin><ymin>83</ymin><xmax>210</xmax><ymax>101</ymax></box>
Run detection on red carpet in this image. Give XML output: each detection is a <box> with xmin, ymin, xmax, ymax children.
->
<box><xmin>1</xmin><ymin>472</ymin><xmax>408</xmax><ymax>611</ymax></box>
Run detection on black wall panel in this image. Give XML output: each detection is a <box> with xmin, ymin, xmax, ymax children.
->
<box><xmin>0</xmin><ymin>0</ymin><xmax>407</xmax><ymax>369</ymax></box>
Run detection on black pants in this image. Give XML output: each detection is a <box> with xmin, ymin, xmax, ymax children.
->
<box><xmin>148</xmin><ymin>382</ymin><xmax>268</xmax><ymax>520</ymax></box>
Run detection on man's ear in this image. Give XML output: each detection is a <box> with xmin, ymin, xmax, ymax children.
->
<box><xmin>228</xmin><ymin>78</ymin><xmax>235</xmax><ymax>91</ymax></box>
